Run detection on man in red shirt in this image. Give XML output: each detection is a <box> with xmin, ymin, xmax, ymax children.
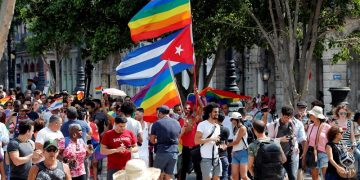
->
<box><xmin>100</xmin><ymin>117</ymin><xmax>138</xmax><ymax>180</ymax></box>
<box><xmin>180</xmin><ymin>102</ymin><xmax>202</xmax><ymax>180</ymax></box>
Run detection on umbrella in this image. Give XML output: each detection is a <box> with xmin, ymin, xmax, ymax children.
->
<box><xmin>102</xmin><ymin>88</ymin><xmax>127</xmax><ymax>96</ymax></box>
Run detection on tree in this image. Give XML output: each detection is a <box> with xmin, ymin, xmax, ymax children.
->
<box><xmin>17</xmin><ymin>0</ymin><xmax>254</xmax><ymax>97</ymax></box>
<box><xmin>0</xmin><ymin>0</ymin><xmax>16</xmax><ymax>61</ymax></box>
<box><xmin>16</xmin><ymin>0</ymin><xmax>148</xmax><ymax>92</ymax></box>
<box><xmin>240</xmin><ymin>0</ymin><xmax>360</xmax><ymax>106</ymax></box>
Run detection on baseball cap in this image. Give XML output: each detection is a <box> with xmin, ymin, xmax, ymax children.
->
<box><xmin>230</xmin><ymin>112</ymin><xmax>242</xmax><ymax>119</ymax></box>
<box><xmin>157</xmin><ymin>105</ymin><xmax>170</xmax><ymax>114</ymax></box>
<box><xmin>297</xmin><ymin>101</ymin><xmax>307</xmax><ymax>108</ymax></box>
<box><xmin>43</xmin><ymin>139</ymin><xmax>58</xmax><ymax>150</ymax></box>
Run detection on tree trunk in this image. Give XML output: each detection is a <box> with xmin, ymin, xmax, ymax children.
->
<box><xmin>204</xmin><ymin>42</ymin><xmax>224</xmax><ymax>88</ymax></box>
<box><xmin>0</xmin><ymin>0</ymin><xmax>16</xmax><ymax>62</ymax></box>
<box><xmin>54</xmin><ymin>50</ymin><xmax>61</xmax><ymax>93</ymax></box>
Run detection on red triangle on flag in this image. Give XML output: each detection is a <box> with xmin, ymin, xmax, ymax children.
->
<box><xmin>161</xmin><ymin>26</ymin><xmax>194</xmax><ymax>65</ymax></box>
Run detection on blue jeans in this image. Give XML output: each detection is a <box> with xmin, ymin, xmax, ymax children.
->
<box><xmin>220</xmin><ymin>156</ymin><xmax>229</xmax><ymax>180</ymax></box>
<box><xmin>283</xmin><ymin>153</ymin><xmax>299</xmax><ymax>180</ymax></box>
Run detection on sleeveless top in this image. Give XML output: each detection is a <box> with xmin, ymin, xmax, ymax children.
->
<box><xmin>36</xmin><ymin>160</ymin><xmax>66</xmax><ymax>180</ymax></box>
<box><xmin>233</xmin><ymin>125</ymin><xmax>248</xmax><ymax>151</ymax></box>
<box><xmin>335</xmin><ymin>120</ymin><xmax>352</xmax><ymax>147</ymax></box>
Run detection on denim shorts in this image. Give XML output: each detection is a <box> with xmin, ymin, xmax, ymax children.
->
<box><xmin>232</xmin><ymin>149</ymin><xmax>248</xmax><ymax>164</ymax></box>
<box><xmin>317</xmin><ymin>152</ymin><xmax>329</xmax><ymax>169</ymax></box>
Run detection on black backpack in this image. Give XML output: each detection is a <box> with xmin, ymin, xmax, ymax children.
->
<box><xmin>254</xmin><ymin>140</ymin><xmax>283</xmax><ymax>180</ymax></box>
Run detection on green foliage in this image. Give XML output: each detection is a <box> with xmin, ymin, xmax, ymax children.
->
<box><xmin>16</xmin><ymin>0</ymin><xmax>148</xmax><ymax>61</ymax></box>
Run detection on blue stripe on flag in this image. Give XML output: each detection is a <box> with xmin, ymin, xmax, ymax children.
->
<box><xmin>116</xmin><ymin>29</ymin><xmax>191</xmax><ymax>86</ymax></box>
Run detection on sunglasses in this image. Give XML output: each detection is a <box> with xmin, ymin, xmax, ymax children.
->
<box><xmin>339</xmin><ymin>112</ymin><xmax>348</xmax><ymax>116</ymax></box>
<box><xmin>46</xmin><ymin>148</ymin><xmax>58</xmax><ymax>153</ymax></box>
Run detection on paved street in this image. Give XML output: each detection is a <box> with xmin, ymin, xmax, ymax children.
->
<box><xmin>96</xmin><ymin>158</ymin><xmax>313</xmax><ymax>180</ymax></box>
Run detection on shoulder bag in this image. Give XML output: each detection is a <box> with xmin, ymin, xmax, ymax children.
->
<box><xmin>305</xmin><ymin>123</ymin><xmax>323</xmax><ymax>168</ymax></box>
<box><xmin>190</xmin><ymin>126</ymin><xmax>216</xmax><ymax>162</ymax></box>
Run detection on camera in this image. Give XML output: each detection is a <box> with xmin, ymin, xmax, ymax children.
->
<box><xmin>287</xmin><ymin>135</ymin><xmax>294</xmax><ymax>141</ymax></box>
<box><xmin>216</xmin><ymin>140</ymin><xmax>225</xmax><ymax>146</ymax></box>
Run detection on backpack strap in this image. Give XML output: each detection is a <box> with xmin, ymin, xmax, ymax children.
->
<box><xmin>307</xmin><ymin>124</ymin><xmax>315</xmax><ymax>141</ymax></box>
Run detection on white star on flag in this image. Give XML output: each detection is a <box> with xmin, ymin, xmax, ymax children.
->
<box><xmin>175</xmin><ymin>45</ymin><xmax>184</xmax><ymax>55</ymax></box>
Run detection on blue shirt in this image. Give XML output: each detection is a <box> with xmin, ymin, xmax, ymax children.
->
<box><xmin>254</xmin><ymin>111</ymin><xmax>273</xmax><ymax>123</ymax></box>
<box><xmin>150</xmin><ymin>116</ymin><xmax>181</xmax><ymax>153</ymax></box>
<box><xmin>61</xmin><ymin>119</ymin><xmax>90</xmax><ymax>142</ymax></box>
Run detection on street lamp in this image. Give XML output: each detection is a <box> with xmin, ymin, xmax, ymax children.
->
<box><xmin>262</xmin><ymin>68</ymin><xmax>270</xmax><ymax>81</ymax></box>
<box><xmin>261</xmin><ymin>67</ymin><xmax>270</xmax><ymax>93</ymax></box>
<box><xmin>84</xmin><ymin>60</ymin><xmax>94</xmax><ymax>98</ymax></box>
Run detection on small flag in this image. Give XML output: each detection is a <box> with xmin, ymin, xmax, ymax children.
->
<box><xmin>0</xmin><ymin>96</ymin><xmax>10</xmax><ymax>105</ymax></box>
<box><xmin>161</xmin><ymin>26</ymin><xmax>194</xmax><ymax>64</ymax></box>
<box><xmin>77</xmin><ymin>91</ymin><xmax>84</xmax><ymax>100</ymax></box>
<box><xmin>48</xmin><ymin>97</ymin><xmax>63</xmax><ymax>111</ymax></box>
<box><xmin>95</xmin><ymin>86</ymin><xmax>102</xmax><ymax>94</ymax></box>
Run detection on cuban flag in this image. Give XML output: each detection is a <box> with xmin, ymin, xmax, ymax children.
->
<box><xmin>116</xmin><ymin>29</ymin><xmax>192</xmax><ymax>86</ymax></box>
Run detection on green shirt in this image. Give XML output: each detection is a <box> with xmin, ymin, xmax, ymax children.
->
<box><xmin>248</xmin><ymin>137</ymin><xmax>274</xmax><ymax>157</ymax></box>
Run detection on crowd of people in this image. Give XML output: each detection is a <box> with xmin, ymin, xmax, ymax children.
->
<box><xmin>0</xmin><ymin>84</ymin><xmax>360</xmax><ymax>180</ymax></box>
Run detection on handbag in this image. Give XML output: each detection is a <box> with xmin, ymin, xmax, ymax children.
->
<box><xmin>336</xmin><ymin>143</ymin><xmax>357</xmax><ymax>178</ymax></box>
<box><xmin>337</xmin><ymin>165</ymin><xmax>357</xmax><ymax>178</ymax></box>
<box><xmin>305</xmin><ymin>123</ymin><xmax>322</xmax><ymax>168</ymax></box>
<box><xmin>190</xmin><ymin>126</ymin><xmax>216</xmax><ymax>162</ymax></box>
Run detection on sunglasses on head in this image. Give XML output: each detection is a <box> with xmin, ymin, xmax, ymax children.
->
<box><xmin>46</xmin><ymin>147</ymin><xmax>58</xmax><ymax>153</ymax></box>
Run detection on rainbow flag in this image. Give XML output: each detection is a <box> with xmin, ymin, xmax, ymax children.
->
<box><xmin>132</xmin><ymin>64</ymin><xmax>181</xmax><ymax>122</ymax></box>
<box><xmin>128</xmin><ymin>0</ymin><xmax>192</xmax><ymax>42</ymax></box>
<box><xmin>95</xmin><ymin>86</ymin><xmax>102</xmax><ymax>94</ymax></box>
<box><xmin>0</xmin><ymin>96</ymin><xmax>10</xmax><ymax>105</ymax></box>
<box><xmin>199</xmin><ymin>87</ymin><xmax>252</xmax><ymax>104</ymax></box>
<box><xmin>48</xmin><ymin>97</ymin><xmax>63</xmax><ymax>111</ymax></box>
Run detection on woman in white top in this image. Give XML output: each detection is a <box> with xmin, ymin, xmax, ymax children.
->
<box><xmin>227</xmin><ymin>112</ymin><xmax>249</xmax><ymax>180</ymax></box>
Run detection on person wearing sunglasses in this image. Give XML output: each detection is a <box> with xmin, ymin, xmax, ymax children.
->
<box><xmin>28</xmin><ymin>139</ymin><xmax>71</xmax><ymax>180</ymax></box>
<box><xmin>331</xmin><ymin>105</ymin><xmax>356</xmax><ymax>149</ymax></box>
<box><xmin>302</xmin><ymin>106</ymin><xmax>331</xmax><ymax>180</ymax></box>
<box><xmin>59</xmin><ymin>124</ymin><xmax>93</xmax><ymax>180</ymax></box>
<box><xmin>325</xmin><ymin>126</ymin><xmax>349</xmax><ymax>179</ymax></box>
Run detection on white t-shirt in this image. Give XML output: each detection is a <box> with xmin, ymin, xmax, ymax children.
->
<box><xmin>35</xmin><ymin>127</ymin><xmax>64</xmax><ymax>145</ymax></box>
<box><xmin>222</xmin><ymin>116</ymin><xmax>234</xmax><ymax>140</ymax></box>
<box><xmin>197</xmin><ymin>120</ymin><xmax>221</xmax><ymax>158</ymax></box>
<box><xmin>126</xmin><ymin>117</ymin><xmax>143</xmax><ymax>136</ymax></box>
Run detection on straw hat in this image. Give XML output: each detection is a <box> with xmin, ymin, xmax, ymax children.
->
<box><xmin>308</xmin><ymin>106</ymin><xmax>325</xmax><ymax>119</ymax></box>
<box><xmin>113</xmin><ymin>159</ymin><xmax>161</xmax><ymax>180</ymax></box>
